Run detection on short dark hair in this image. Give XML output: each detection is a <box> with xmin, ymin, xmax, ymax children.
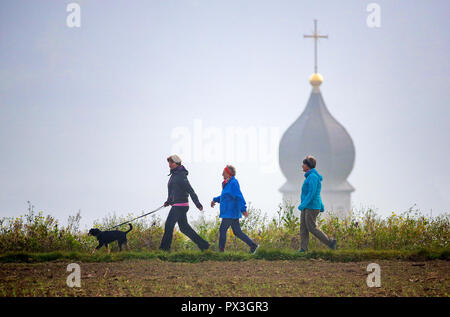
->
<box><xmin>303</xmin><ymin>155</ymin><xmax>316</xmax><ymax>169</ymax></box>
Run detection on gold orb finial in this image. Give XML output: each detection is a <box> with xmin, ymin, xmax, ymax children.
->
<box><xmin>309</xmin><ymin>73</ymin><xmax>323</xmax><ymax>87</ymax></box>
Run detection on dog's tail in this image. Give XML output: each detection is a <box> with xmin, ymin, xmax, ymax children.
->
<box><xmin>125</xmin><ymin>223</ymin><xmax>133</xmax><ymax>234</ymax></box>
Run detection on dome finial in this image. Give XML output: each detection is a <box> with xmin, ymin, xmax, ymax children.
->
<box><xmin>309</xmin><ymin>73</ymin><xmax>323</xmax><ymax>92</ymax></box>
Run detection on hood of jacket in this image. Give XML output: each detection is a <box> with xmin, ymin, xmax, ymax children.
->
<box><xmin>169</xmin><ymin>164</ymin><xmax>189</xmax><ymax>176</ymax></box>
<box><xmin>304</xmin><ymin>168</ymin><xmax>323</xmax><ymax>181</ymax></box>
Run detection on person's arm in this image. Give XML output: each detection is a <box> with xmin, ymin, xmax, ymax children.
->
<box><xmin>211</xmin><ymin>195</ymin><xmax>220</xmax><ymax>208</ymax></box>
<box><xmin>182</xmin><ymin>176</ymin><xmax>203</xmax><ymax>209</ymax></box>
<box><xmin>229</xmin><ymin>181</ymin><xmax>247</xmax><ymax>213</ymax></box>
<box><xmin>237</xmin><ymin>186</ymin><xmax>247</xmax><ymax>213</ymax></box>
<box><xmin>298</xmin><ymin>176</ymin><xmax>318</xmax><ymax>211</ymax></box>
<box><xmin>164</xmin><ymin>182</ymin><xmax>172</xmax><ymax>206</ymax></box>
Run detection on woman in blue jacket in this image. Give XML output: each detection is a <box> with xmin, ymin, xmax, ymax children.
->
<box><xmin>298</xmin><ymin>155</ymin><xmax>336</xmax><ymax>252</ymax></box>
<box><xmin>211</xmin><ymin>165</ymin><xmax>258</xmax><ymax>253</ymax></box>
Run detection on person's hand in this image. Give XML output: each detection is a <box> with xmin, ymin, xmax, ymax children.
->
<box><xmin>211</xmin><ymin>201</ymin><xmax>216</xmax><ymax>208</ymax></box>
<box><xmin>242</xmin><ymin>211</ymin><xmax>249</xmax><ymax>218</ymax></box>
<box><xmin>199</xmin><ymin>206</ymin><xmax>203</xmax><ymax>211</ymax></box>
<box><xmin>163</xmin><ymin>202</ymin><xmax>170</xmax><ymax>207</ymax></box>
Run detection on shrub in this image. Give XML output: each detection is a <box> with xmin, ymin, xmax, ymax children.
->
<box><xmin>0</xmin><ymin>202</ymin><xmax>448</xmax><ymax>253</ymax></box>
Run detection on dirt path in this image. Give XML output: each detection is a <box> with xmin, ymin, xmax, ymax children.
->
<box><xmin>0</xmin><ymin>259</ymin><xmax>448</xmax><ymax>297</ymax></box>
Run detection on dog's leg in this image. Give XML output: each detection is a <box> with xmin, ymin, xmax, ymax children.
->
<box><xmin>92</xmin><ymin>242</ymin><xmax>104</xmax><ymax>254</ymax></box>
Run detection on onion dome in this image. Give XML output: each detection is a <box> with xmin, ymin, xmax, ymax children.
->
<box><xmin>279</xmin><ymin>73</ymin><xmax>355</xmax><ymax>194</ymax></box>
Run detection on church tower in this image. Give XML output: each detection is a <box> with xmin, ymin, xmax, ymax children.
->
<box><xmin>279</xmin><ymin>20</ymin><xmax>355</xmax><ymax>218</ymax></box>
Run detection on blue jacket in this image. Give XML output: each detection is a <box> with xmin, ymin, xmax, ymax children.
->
<box><xmin>298</xmin><ymin>168</ymin><xmax>325</xmax><ymax>212</ymax></box>
<box><xmin>213</xmin><ymin>176</ymin><xmax>247</xmax><ymax>219</ymax></box>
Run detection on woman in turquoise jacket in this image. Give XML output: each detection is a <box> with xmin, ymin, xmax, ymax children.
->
<box><xmin>298</xmin><ymin>156</ymin><xmax>336</xmax><ymax>252</ymax></box>
<box><xmin>211</xmin><ymin>165</ymin><xmax>258</xmax><ymax>253</ymax></box>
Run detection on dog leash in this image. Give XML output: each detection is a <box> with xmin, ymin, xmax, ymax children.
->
<box><xmin>108</xmin><ymin>205</ymin><xmax>166</xmax><ymax>230</ymax></box>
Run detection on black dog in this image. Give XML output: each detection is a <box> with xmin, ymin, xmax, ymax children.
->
<box><xmin>88</xmin><ymin>224</ymin><xmax>132</xmax><ymax>253</ymax></box>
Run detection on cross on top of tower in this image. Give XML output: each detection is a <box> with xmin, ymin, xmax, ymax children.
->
<box><xmin>303</xmin><ymin>19</ymin><xmax>328</xmax><ymax>74</ymax></box>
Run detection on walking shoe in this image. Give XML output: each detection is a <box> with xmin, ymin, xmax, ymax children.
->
<box><xmin>250</xmin><ymin>244</ymin><xmax>259</xmax><ymax>254</ymax></box>
<box><xmin>298</xmin><ymin>249</ymin><xmax>307</xmax><ymax>253</ymax></box>
<box><xmin>330</xmin><ymin>239</ymin><xmax>337</xmax><ymax>250</ymax></box>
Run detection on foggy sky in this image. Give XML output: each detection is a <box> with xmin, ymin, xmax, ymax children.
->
<box><xmin>1</xmin><ymin>0</ymin><xmax>449</xmax><ymax>229</ymax></box>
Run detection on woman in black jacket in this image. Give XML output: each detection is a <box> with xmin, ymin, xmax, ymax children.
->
<box><xmin>159</xmin><ymin>155</ymin><xmax>210</xmax><ymax>251</ymax></box>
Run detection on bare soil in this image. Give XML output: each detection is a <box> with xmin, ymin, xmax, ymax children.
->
<box><xmin>0</xmin><ymin>259</ymin><xmax>448</xmax><ymax>297</ymax></box>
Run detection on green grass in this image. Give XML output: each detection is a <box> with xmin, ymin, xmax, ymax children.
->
<box><xmin>1</xmin><ymin>202</ymin><xmax>448</xmax><ymax>255</ymax></box>
<box><xmin>0</xmin><ymin>247</ymin><xmax>448</xmax><ymax>263</ymax></box>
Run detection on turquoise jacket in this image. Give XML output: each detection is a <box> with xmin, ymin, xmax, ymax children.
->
<box><xmin>213</xmin><ymin>176</ymin><xmax>247</xmax><ymax>219</ymax></box>
<box><xmin>298</xmin><ymin>168</ymin><xmax>325</xmax><ymax>212</ymax></box>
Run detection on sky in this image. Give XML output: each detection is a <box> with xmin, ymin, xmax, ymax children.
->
<box><xmin>1</xmin><ymin>0</ymin><xmax>449</xmax><ymax>229</ymax></box>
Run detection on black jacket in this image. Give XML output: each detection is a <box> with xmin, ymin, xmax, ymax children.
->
<box><xmin>164</xmin><ymin>165</ymin><xmax>202</xmax><ymax>209</ymax></box>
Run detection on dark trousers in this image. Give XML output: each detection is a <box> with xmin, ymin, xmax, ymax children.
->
<box><xmin>219</xmin><ymin>218</ymin><xmax>256</xmax><ymax>250</ymax></box>
<box><xmin>159</xmin><ymin>206</ymin><xmax>209</xmax><ymax>251</ymax></box>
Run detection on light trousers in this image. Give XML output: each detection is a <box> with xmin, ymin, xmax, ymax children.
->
<box><xmin>300</xmin><ymin>208</ymin><xmax>333</xmax><ymax>250</ymax></box>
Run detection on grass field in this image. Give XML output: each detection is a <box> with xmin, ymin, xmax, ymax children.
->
<box><xmin>1</xmin><ymin>204</ymin><xmax>448</xmax><ymax>297</ymax></box>
<box><xmin>0</xmin><ymin>248</ymin><xmax>449</xmax><ymax>263</ymax></box>
<box><xmin>1</xmin><ymin>203</ymin><xmax>448</xmax><ymax>254</ymax></box>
